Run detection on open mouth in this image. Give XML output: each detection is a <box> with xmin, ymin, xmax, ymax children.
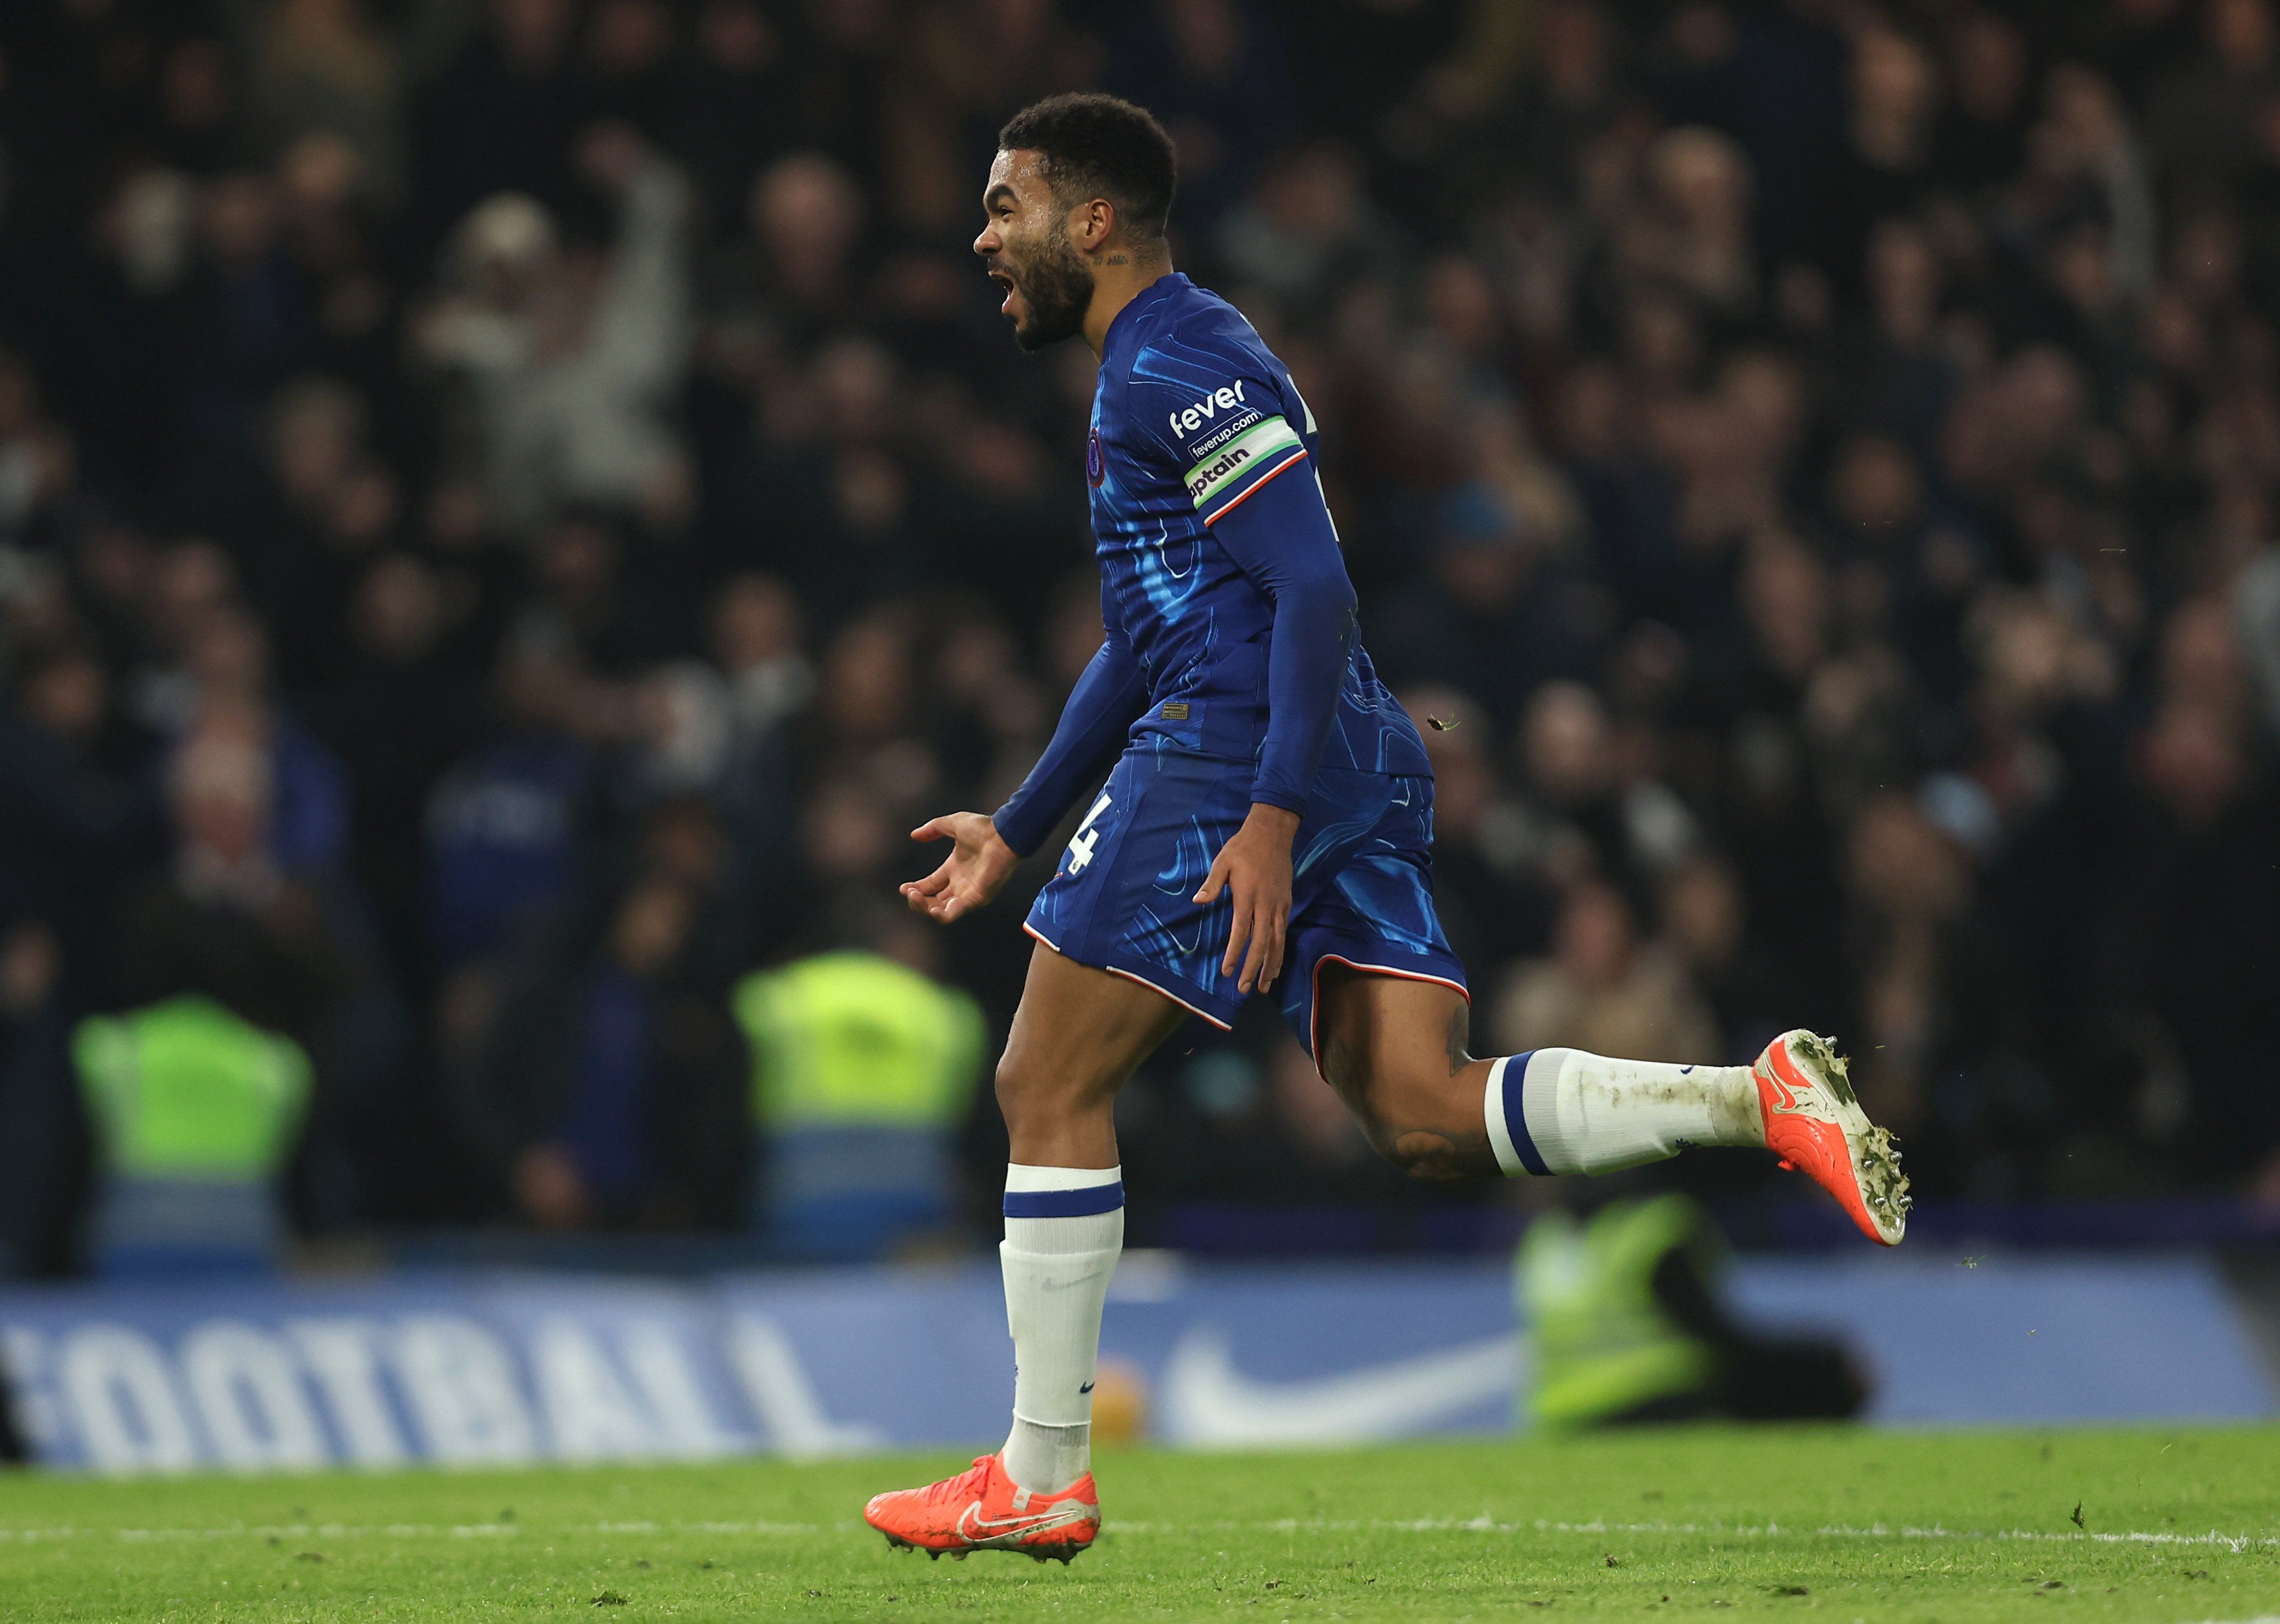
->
<box><xmin>986</xmin><ymin>267</ymin><xmax>1017</xmax><ymax>317</ymax></box>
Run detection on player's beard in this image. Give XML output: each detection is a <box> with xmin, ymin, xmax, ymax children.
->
<box><xmin>1009</xmin><ymin>228</ymin><xmax>1094</xmax><ymax>351</ymax></box>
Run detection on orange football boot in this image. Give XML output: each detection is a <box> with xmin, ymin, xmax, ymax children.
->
<box><xmin>863</xmin><ymin>1453</ymin><xmax>1100</xmax><ymax>1564</ymax></box>
<box><xmin>1754</xmin><ymin>1030</ymin><xmax>1909</xmax><ymax>1246</ymax></box>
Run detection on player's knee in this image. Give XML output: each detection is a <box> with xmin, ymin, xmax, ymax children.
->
<box><xmin>992</xmin><ymin>1051</ymin><xmax>1107</xmax><ymax>1135</ymax></box>
<box><xmin>992</xmin><ymin>1054</ymin><xmax>1045</xmax><ymax>1133</ymax></box>
<box><xmin>1355</xmin><ymin>1062</ymin><xmax>1484</xmax><ymax>1182</ymax></box>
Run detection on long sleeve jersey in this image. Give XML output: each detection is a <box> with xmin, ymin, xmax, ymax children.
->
<box><xmin>995</xmin><ymin>272</ymin><xmax>1431</xmax><ymax>857</ymax></box>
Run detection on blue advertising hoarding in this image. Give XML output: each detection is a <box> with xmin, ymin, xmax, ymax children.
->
<box><xmin>0</xmin><ymin>1253</ymin><xmax>2268</xmax><ymax>1474</ymax></box>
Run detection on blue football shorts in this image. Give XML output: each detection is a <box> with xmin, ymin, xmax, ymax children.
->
<box><xmin>1021</xmin><ymin>740</ymin><xmax>1468</xmax><ymax>1061</ymax></box>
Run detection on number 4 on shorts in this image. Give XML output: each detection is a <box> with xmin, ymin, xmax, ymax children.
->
<box><xmin>1064</xmin><ymin>793</ymin><xmax>1113</xmax><ymax>875</ymax></box>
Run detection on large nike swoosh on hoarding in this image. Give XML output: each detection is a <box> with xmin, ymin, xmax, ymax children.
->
<box><xmin>1161</xmin><ymin>1329</ymin><xmax>1524</xmax><ymax>1447</ymax></box>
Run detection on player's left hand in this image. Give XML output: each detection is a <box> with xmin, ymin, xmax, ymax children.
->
<box><xmin>904</xmin><ymin>811</ymin><xmax>1019</xmax><ymax>922</ymax></box>
<box><xmin>1195</xmin><ymin>804</ymin><xmax>1300</xmax><ymax>995</ymax></box>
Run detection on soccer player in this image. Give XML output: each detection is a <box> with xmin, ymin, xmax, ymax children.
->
<box><xmin>862</xmin><ymin>94</ymin><xmax>1908</xmax><ymax>1564</ymax></box>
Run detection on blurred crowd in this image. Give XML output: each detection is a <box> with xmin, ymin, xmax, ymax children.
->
<box><xmin>3</xmin><ymin>0</ymin><xmax>2279</xmax><ymax>1270</ymax></box>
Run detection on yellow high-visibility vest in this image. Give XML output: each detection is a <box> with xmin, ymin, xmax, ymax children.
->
<box><xmin>733</xmin><ymin>952</ymin><xmax>984</xmax><ymax>1130</ymax></box>
<box><xmin>73</xmin><ymin>995</ymin><xmax>311</xmax><ymax>1180</ymax></box>
<box><xmin>1517</xmin><ymin>1194</ymin><xmax>1722</xmax><ymax>1428</ymax></box>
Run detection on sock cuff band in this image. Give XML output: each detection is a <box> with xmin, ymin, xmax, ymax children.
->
<box><xmin>1484</xmin><ymin>1052</ymin><xmax>1550</xmax><ymax>1178</ymax></box>
<box><xmin>1005</xmin><ymin>1163</ymin><xmax>1121</xmax><ymax>1192</ymax></box>
<box><xmin>1004</xmin><ymin>1164</ymin><xmax>1125</xmax><ymax>1216</ymax></box>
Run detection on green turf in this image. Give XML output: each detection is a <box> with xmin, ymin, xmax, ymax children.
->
<box><xmin>0</xmin><ymin>1429</ymin><xmax>2276</xmax><ymax>1621</ymax></box>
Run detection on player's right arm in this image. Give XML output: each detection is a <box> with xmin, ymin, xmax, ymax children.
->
<box><xmin>902</xmin><ymin>609</ymin><xmax>1147</xmax><ymax>923</ymax></box>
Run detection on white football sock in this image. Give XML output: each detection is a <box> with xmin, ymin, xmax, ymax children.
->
<box><xmin>999</xmin><ymin>1164</ymin><xmax>1123</xmax><ymax>1494</ymax></box>
<box><xmin>1483</xmin><ymin>1049</ymin><xmax>1762</xmax><ymax>1177</ymax></box>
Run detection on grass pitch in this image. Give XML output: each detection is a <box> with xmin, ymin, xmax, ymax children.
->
<box><xmin>0</xmin><ymin>1428</ymin><xmax>2275</xmax><ymax>1621</ymax></box>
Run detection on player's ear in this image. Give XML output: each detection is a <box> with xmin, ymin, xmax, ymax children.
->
<box><xmin>1072</xmin><ymin>196</ymin><xmax>1114</xmax><ymax>255</ymax></box>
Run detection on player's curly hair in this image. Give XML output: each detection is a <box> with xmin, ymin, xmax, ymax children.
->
<box><xmin>999</xmin><ymin>93</ymin><xmax>1178</xmax><ymax>242</ymax></box>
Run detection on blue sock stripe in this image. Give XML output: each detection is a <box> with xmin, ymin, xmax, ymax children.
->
<box><xmin>1004</xmin><ymin>1181</ymin><xmax>1126</xmax><ymax>1218</ymax></box>
<box><xmin>1502</xmin><ymin>1052</ymin><xmax>1551</xmax><ymax>1177</ymax></box>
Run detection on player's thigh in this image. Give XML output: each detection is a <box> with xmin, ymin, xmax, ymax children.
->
<box><xmin>1313</xmin><ymin>963</ymin><xmax>1495</xmax><ymax>1177</ymax></box>
<box><xmin>998</xmin><ymin>937</ymin><xmax>1191</xmax><ymax>1118</ymax></box>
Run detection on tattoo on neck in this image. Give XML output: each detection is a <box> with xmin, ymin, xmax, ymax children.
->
<box><xmin>1104</xmin><ymin>254</ymin><xmax>1131</xmax><ymax>266</ymax></box>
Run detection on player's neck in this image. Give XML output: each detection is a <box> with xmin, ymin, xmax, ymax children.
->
<box><xmin>1082</xmin><ymin>254</ymin><xmax>1173</xmax><ymax>357</ymax></box>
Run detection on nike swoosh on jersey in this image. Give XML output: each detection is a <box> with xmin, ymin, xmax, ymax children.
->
<box><xmin>1161</xmin><ymin>1328</ymin><xmax>1522</xmax><ymax>1446</ymax></box>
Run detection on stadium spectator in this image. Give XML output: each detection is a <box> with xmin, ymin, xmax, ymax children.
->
<box><xmin>1493</xmin><ymin>878</ymin><xmax>1719</xmax><ymax>1067</ymax></box>
<box><xmin>733</xmin><ymin>906</ymin><xmax>984</xmax><ymax>1258</ymax></box>
<box><xmin>455</xmin><ymin>872</ymin><xmax>747</xmax><ymax>1229</ymax></box>
<box><xmin>0</xmin><ymin>916</ymin><xmax>75</xmax><ymax>1276</ymax></box>
<box><xmin>415</xmin><ymin>129</ymin><xmax>695</xmax><ymax>533</ymax></box>
<box><xmin>1518</xmin><ymin>1193</ymin><xmax>1866</xmax><ymax>1426</ymax></box>
<box><xmin>72</xmin><ymin>988</ymin><xmax>312</xmax><ymax>1276</ymax></box>
<box><xmin>0</xmin><ymin>634</ymin><xmax>155</xmax><ymax>992</ymax></box>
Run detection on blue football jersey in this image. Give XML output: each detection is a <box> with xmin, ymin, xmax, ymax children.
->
<box><xmin>1088</xmin><ymin>273</ymin><xmax>1431</xmax><ymax>780</ymax></box>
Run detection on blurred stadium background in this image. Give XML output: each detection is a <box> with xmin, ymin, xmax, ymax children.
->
<box><xmin>0</xmin><ymin>0</ymin><xmax>2278</xmax><ymax>1474</ymax></box>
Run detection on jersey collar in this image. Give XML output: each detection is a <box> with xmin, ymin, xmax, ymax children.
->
<box><xmin>1101</xmin><ymin>271</ymin><xmax>1187</xmax><ymax>361</ymax></box>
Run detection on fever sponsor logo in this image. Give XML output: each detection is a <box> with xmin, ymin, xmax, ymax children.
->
<box><xmin>1186</xmin><ymin>407</ymin><xmax>1264</xmax><ymax>460</ymax></box>
<box><xmin>1166</xmin><ymin>379</ymin><xmax>1248</xmax><ymax>437</ymax></box>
